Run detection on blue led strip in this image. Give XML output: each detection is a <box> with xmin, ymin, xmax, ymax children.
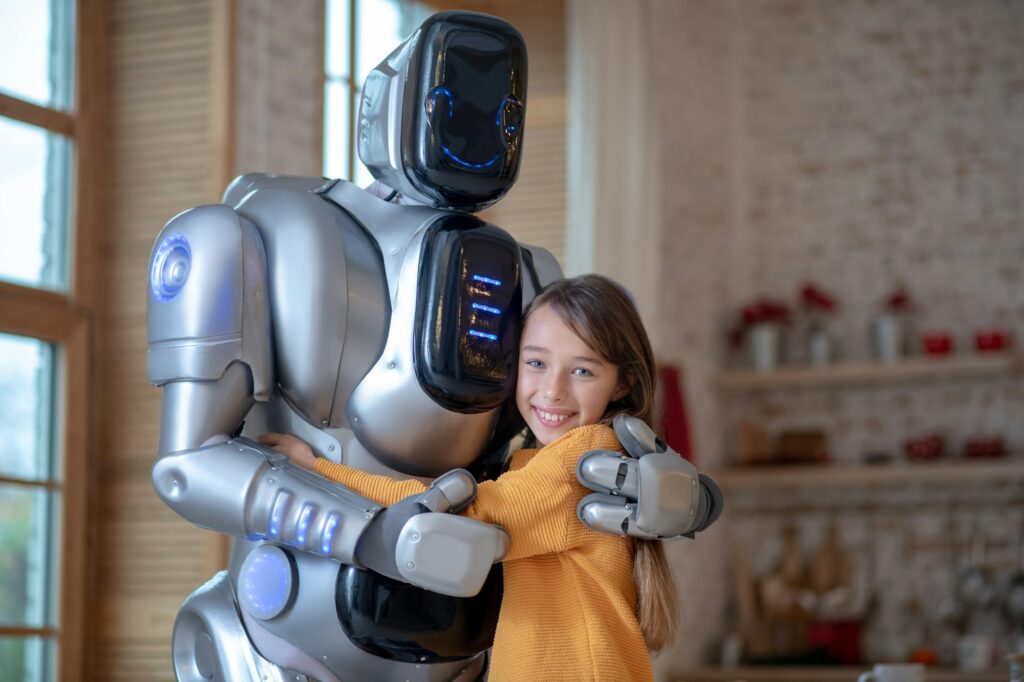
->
<box><xmin>469</xmin><ymin>329</ymin><xmax>498</xmax><ymax>341</ymax></box>
<box><xmin>441</xmin><ymin>145</ymin><xmax>501</xmax><ymax>169</ymax></box>
<box><xmin>472</xmin><ymin>275</ymin><xmax>502</xmax><ymax>287</ymax></box>
<box><xmin>296</xmin><ymin>503</ymin><xmax>315</xmax><ymax>547</ymax></box>
<box><xmin>430</xmin><ymin>87</ymin><xmax>454</xmax><ymax>118</ymax></box>
<box><xmin>321</xmin><ymin>514</ymin><xmax>340</xmax><ymax>556</ymax></box>
<box><xmin>471</xmin><ymin>302</ymin><xmax>501</xmax><ymax>315</ymax></box>
<box><xmin>268</xmin><ymin>490</ymin><xmax>291</xmax><ymax>539</ymax></box>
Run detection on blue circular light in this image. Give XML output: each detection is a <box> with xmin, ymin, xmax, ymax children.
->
<box><xmin>238</xmin><ymin>545</ymin><xmax>295</xmax><ymax>621</ymax></box>
<box><xmin>150</xmin><ymin>235</ymin><xmax>192</xmax><ymax>302</ymax></box>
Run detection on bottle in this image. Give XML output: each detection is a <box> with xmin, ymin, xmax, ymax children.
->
<box><xmin>1009</xmin><ymin>652</ymin><xmax>1024</xmax><ymax>682</ymax></box>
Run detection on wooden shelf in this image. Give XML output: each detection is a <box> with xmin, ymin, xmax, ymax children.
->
<box><xmin>714</xmin><ymin>353</ymin><xmax>1021</xmax><ymax>393</ymax></box>
<box><xmin>672</xmin><ymin>666</ymin><xmax>1004</xmax><ymax>682</ymax></box>
<box><xmin>714</xmin><ymin>460</ymin><xmax>1024</xmax><ymax>491</ymax></box>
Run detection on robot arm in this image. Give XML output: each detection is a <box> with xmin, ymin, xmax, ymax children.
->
<box><xmin>152</xmin><ymin>436</ymin><xmax>506</xmax><ymax>596</ymax></box>
<box><xmin>575</xmin><ymin>415</ymin><xmax>724</xmax><ymax>539</ymax></box>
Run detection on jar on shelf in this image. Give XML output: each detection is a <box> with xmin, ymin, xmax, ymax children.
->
<box><xmin>748</xmin><ymin>322</ymin><xmax>783</xmax><ymax>371</ymax></box>
<box><xmin>871</xmin><ymin>289</ymin><xmax>912</xmax><ymax>363</ymax></box>
<box><xmin>1008</xmin><ymin>652</ymin><xmax>1024</xmax><ymax>682</ymax></box>
<box><xmin>870</xmin><ymin>311</ymin><xmax>907</xmax><ymax>362</ymax></box>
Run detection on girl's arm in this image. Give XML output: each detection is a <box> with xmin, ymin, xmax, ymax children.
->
<box><xmin>456</xmin><ymin>425</ymin><xmax>621</xmax><ymax>561</ymax></box>
<box><xmin>259</xmin><ymin>432</ymin><xmax>426</xmax><ymax>505</ymax></box>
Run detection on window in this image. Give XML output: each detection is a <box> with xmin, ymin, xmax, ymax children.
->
<box><xmin>0</xmin><ymin>0</ymin><xmax>94</xmax><ymax>678</ymax></box>
<box><xmin>0</xmin><ymin>1</ymin><xmax>75</xmax><ymax>292</ymax></box>
<box><xmin>323</xmin><ymin>0</ymin><xmax>430</xmax><ymax>186</ymax></box>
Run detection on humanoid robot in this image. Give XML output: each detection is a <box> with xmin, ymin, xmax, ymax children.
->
<box><xmin>147</xmin><ymin>11</ymin><xmax>721</xmax><ymax>682</ymax></box>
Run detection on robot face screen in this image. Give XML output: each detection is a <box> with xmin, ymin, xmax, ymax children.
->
<box><xmin>405</xmin><ymin>14</ymin><xmax>527</xmax><ymax>207</ymax></box>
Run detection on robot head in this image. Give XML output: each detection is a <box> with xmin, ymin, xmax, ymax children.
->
<box><xmin>358</xmin><ymin>11</ymin><xmax>527</xmax><ymax>212</ymax></box>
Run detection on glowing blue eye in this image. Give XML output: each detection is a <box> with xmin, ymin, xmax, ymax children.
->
<box><xmin>150</xmin><ymin>235</ymin><xmax>192</xmax><ymax>302</ymax></box>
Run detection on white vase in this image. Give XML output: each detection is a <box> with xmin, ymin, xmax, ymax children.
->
<box><xmin>808</xmin><ymin>328</ymin><xmax>833</xmax><ymax>366</ymax></box>
<box><xmin>748</xmin><ymin>323</ymin><xmax>782</xmax><ymax>371</ymax></box>
<box><xmin>871</xmin><ymin>312</ymin><xmax>906</xmax><ymax>363</ymax></box>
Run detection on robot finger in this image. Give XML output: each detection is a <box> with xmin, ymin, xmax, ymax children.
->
<box><xmin>575</xmin><ymin>450</ymin><xmax>639</xmax><ymax>498</ymax></box>
<box><xmin>576</xmin><ymin>493</ymin><xmax>657</xmax><ymax>539</ymax></box>
<box><xmin>612</xmin><ymin>413</ymin><xmax>664</xmax><ymax>459</ymax></box>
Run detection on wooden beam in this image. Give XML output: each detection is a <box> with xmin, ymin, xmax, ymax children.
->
<box><xmin>73</xmin><ymin>0</ymin><xmax>110</xmax><ymax>312</ymax></box>
<box><xmin>0</xmin><ymin>92</ymin><xmax>75</xmax><ymax>137</ymax></box>
<box><xmin>0</xmin><ymin>475</ymin><xmax>60</xmax><ymax>490</ymax></box>
<box><xmin>0</xmin><ymin>281</ymin><xmax>89</xmax><ymax>342</ymax></box>
<box><xmin>0</xmin><ymin>626</ymin><xmax>58</xmax><ymax>638</ymax></box>
<box><xmin>73</xmin><ymin>3</ymin><xmax>107</xmax><ymax>672</ymax></box>
<box><xmin>59</xmin><ymin>314</ymin><xmax>91</xmax><ymax>682</ymax></box>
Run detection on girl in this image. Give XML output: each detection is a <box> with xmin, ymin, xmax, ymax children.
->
<box><xmin>261</xmin><ymin>274</ymin><xmax>677</xmax><ymax>681</ymax></box>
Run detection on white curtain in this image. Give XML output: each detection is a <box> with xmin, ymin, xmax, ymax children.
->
<box><xmin>565</xmin><ymin>0</ymin><xmax>663</xmax><ymax>350</ymax></box>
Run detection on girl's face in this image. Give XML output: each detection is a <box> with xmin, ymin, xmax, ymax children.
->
<box><xmin>515</xmin><ymin>303</ymin><xmax>627</xmax><ymax>446</ymax></box>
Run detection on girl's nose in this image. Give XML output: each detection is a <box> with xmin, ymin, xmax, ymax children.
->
<box><xmin>542</xmin><ymin>374</ymin><xmax>566</xmax><ymax>401</ymax></box>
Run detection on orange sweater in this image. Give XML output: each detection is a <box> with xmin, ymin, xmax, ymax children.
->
<box><xmin>315</xmin><ymin>424</ymin><xmax>653</xmax><ymax>682</ymax></box>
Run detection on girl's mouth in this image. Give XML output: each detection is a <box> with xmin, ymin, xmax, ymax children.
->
<box><xmin>533</xmin><ymin>406</ymin><xmax>575</xmax><ymax>427</ymax></box>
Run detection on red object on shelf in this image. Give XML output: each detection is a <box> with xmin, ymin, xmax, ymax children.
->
<box><xmin>964</xmin><ymin>436</ymin><xmax>1006</xmax><ymax>459</ymax></box>
<box><xmin>921</xmin><ymin>332</ymin><xmax>953</xmax><ymax>355</ymax></box>
<box><xmin>659</xmin><ymin>364</ymin><xmax>694</xmax><ymax>463</ymax></box>
<box><xmin>807</xmin><ymin>620</ymin><xmax>861</xmax><ymax>664</ymax></box>
<box><xmin>904</xmin><ymin>434</ymin><xmax>945</xmax><ymax>461</ymax></box>
<box><xmin>910</xmin><ymin>648</ymin><xmax>939</xmax><ymax>665</ymax></box>
<box><xmin>974</xmin><ymin>329</ymin><xmax>1012</xmax><ymax>351</ymax></box>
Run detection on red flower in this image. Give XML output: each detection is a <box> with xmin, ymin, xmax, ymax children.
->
<box><xmin>885</xmin><ymin>289</ymin><xmax>912</xmax><ymax>313</ymax></box>
<box><xmin>729</xmin><ymin>298</ymin><xmax>792</xmax><ymax>348</ymax></box>
<box><xmin>739</xmin><ymin>298</ymin><xmax>792</xmax><ymax>326</ymax></box>
<box><xmin>800</xmin><ymin>283</ymin><xmax>837</xmax><ymax>312</ymax></box>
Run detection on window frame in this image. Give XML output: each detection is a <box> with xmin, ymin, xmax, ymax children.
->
<box><xmin>324</xmin><ymin>0</ymin><xmax>360</xmax><ymax>181</ymax></box>
<box><xmin>323</xmin><ymin>0</ymin><xmax>428</xmax><ymax>184</ymax></box>
<box><xmin>0</xmin><ymin>0</ymin><xmax>104</xmax><ymax>678</ymax></box>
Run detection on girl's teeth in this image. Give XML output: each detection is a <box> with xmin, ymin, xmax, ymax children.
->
<box><xmin>539</xmin><ymin>410</ymin><xmax>568</xmax><ymax>423</ymax></box>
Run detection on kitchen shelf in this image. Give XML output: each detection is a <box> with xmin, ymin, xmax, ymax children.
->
<box><xmin>672</xmin><ymin>666</ymin><xmax>1004</xmax><ymax>682</ymax></box>
<box><xmin>714</xmin><ymin>352</ymin><xmax>1021</xmax><ymax>393</ymax></box>
<box><xmin>713</xmin><ymin>459</ymin><xmax>1024</xmax><ymax>491</ymax></box>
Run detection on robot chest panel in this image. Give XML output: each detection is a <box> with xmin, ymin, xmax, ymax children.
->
<box><xmin>413</xmin><ymin>216</ymin><xmax>523</xmax><ymax>414</ymax></box>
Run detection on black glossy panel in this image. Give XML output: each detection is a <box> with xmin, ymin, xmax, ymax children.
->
<box><xmin>336</xmin><ymin>564</ymin><xmax>502</xmax><ymax>663</ymax></box>
<box><xmin>414</xmin><ymin>215</ymin><xmax>521</xmax><ymax>413</ymax></box>
<box><xmin>403</xmin><ymin>12</ymin><xmax>527</xmax><ymax>209</ymax></box>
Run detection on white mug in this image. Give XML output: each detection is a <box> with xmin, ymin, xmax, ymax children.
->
<box><xmin>857</xmin><ymin>663</ymin><xmax>926</xmax><ymax>682</ymax></box>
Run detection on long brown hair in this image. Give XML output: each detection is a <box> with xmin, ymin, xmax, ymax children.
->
<box><xmin>524</xmin><ymin>274</ymin><xmax>679</xmax><ymax>652</ymax></box>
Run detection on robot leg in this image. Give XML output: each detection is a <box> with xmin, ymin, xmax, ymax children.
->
<box><xmin>171</xmin><ymin>570</ymin><xmax>316</xmax><ymax>682</ymax></box>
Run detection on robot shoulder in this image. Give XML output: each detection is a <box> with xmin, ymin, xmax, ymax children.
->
<box><xmin>519</xmin><ymin>243</ymin><xmax>563</xmax><ymax>307</ymax></box>
<box><xmin>147</xmin><ymin>204</ymin><xmax>273</xmax><ymax>398</ymax></box>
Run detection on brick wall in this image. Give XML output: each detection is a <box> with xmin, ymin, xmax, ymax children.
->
<box><xmin>648</xmin><ymin>0</ymin><xmax>1024</xmax><ymax>670</ymax></box>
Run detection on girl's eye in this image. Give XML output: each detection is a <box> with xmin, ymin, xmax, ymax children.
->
<box><xmin>525</xmin><ymin>359</ymin><xmax>544</xmax><ymax>369</ymax></box>
<box><xmin>572</xmin><ymin>367</ymin><xmax>594</xmax><ymax>377</ymax></box>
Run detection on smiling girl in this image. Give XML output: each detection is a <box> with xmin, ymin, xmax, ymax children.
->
<box><xmin>261</xmin><ymin>274</ymin><xmax>677</xmax><ymax>681</ymax></box>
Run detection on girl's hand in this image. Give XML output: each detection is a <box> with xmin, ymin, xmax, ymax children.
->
<box><xmin>258</xmin><ymin>432</ymin><xmax>317</xmax><ymax>471</ymax></box>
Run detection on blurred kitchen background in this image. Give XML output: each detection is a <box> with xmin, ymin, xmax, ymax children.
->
<box><xmin>0</xmin><ymin>0</ymin><xmax>1022</xmax><ymax>680</ymax></box>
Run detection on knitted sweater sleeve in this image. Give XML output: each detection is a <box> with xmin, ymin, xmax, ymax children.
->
<box><xmin>314</xmin><ymin>424</ymin><xmax>621</xmax><ymax>561</ymax></box>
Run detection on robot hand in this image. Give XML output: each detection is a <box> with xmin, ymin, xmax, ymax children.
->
<box><xmin>354</xmin><ymin>469</ymin><xmax>509</xmax><ymax>598</ymax></box>
<box><xmin>575</xmin><ymin>414</ymin><xmax>723</xmax><ymax>539</ymax></box>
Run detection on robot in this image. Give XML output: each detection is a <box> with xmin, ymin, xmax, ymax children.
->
<box><xmin>147</xmin><ymin>11</ymin><xmax>721</xmax><ymax>682</ymax></box>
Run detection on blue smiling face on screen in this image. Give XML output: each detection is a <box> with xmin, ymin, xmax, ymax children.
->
<box><xmin>405</xmin><ymin>13</ymin><xmax>527</xmax><ymax>208</ymax></box>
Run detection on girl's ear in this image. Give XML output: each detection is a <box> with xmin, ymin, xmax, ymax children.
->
<box><xmin>611</xmin><ymin>376</ymin><xmax>630</xmax><ymax>402</ymax></box>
